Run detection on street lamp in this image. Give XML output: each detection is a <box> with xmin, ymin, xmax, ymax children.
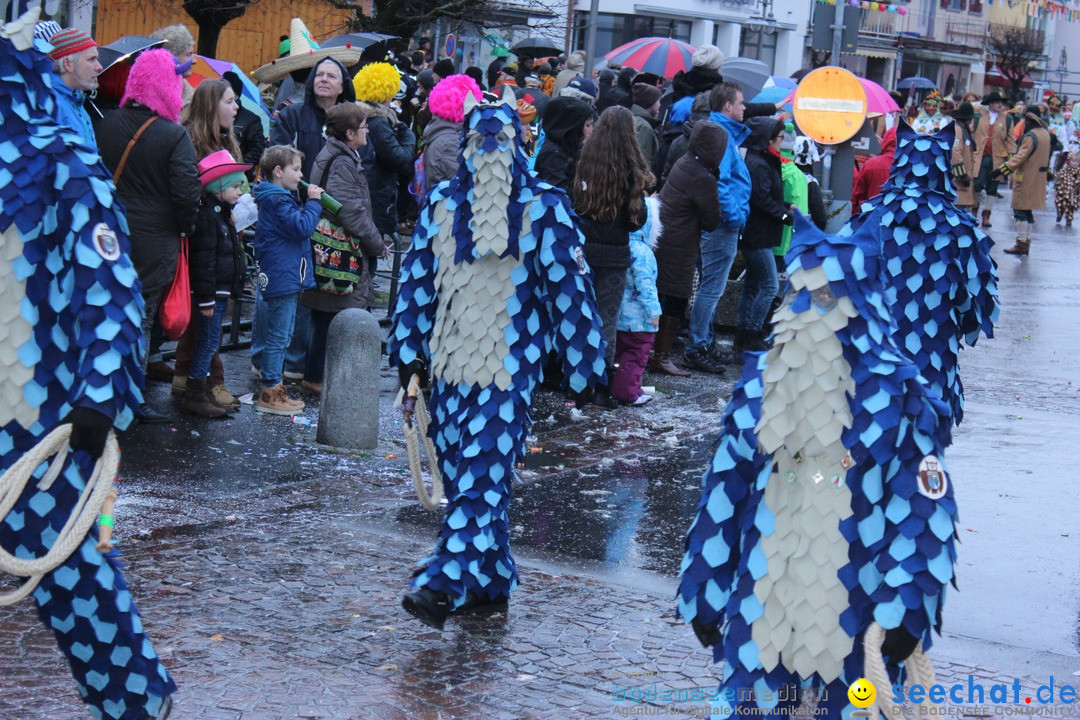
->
<box><xmin>747</xmin><ymin>0</ymin><xmax>779</xmax><ymax>35</ymax></box>
<box><xmin>1057</xmin><ymin>47</ymin><xmax>1068</xmax><ymax>96</ymax></box>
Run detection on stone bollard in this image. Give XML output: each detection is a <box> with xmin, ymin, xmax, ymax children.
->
<box><xmin>316</xmin><ymin>308</ymin><xmax>381</xmax><ymax>450</ymax></box>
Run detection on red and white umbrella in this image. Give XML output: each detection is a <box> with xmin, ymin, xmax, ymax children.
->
<box><xmin>603</xmin><ymin>37</ymin><xmax>695</xmax><ymax>79</ymax></box>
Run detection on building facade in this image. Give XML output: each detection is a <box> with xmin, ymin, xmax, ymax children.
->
<box><xmin>569</xmin><ymin>0</ymin><xmax>812</xmax><ymax>77</ymax></box>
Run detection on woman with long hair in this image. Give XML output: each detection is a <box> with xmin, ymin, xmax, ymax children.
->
<box><xmin>572</xmin><ymin>105</ymin><xmax>650</xmax><ymax>408</ymax></box>
<box><xmin>184</xmin><ymin>78</ymin><xmax>241</xmax><ymax>161</ymax></box>
<box><xmin>173</xmin><ymin>77</ymin><xmax>244</xmax><ymax>411</ymax></box>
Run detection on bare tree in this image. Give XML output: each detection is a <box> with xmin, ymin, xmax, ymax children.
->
<box><xmin>987</xmin><ymin>24</ymin><xmax>1044</xmax><ymax>103</ymax></box>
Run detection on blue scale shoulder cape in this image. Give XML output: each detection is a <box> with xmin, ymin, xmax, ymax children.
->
<box><xmin>387</xmin><ymin>98</ymin><xmax>606</xmax><ymax>607</ymax></box>
<box><xmin>0</xmin><ymin>21</ymin><xmax>174</xmax><ymax>720</ymax></box>
<box><xmin>841</xmin><ymin>120</ymin><xmax>999</xmax><ymax>428</ymax></box>
<box><xmin>676</xmin><ymin>215</ymin><xmax>958</xmax><ymax>715</ymax></box>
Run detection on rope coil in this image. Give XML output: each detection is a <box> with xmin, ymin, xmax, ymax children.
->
<box><xmin>401</xmin><ymin>375</ymin><xmax>444</xmax><ymax>511</ymax></box>
<box><xmin>864</xmin><ymin>621</ymin><xmax>937</xmax><ymax>718</ymax></box>
<box><xmin>0</xmin><ymin>425</ymin><xmax>120</xmax><ymax>606</ymax></box>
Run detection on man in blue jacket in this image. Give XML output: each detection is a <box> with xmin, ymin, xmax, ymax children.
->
<box><xmin>684</xmin><ymin>82</ymin><xmax>751</xmax><ymax>373</ymax></box>
<box><xmin>47</xmin><ymin>28</ymin><xmax>101</xmax><ymax>147</ymax></box>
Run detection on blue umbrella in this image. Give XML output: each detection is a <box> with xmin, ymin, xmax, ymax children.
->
<box><xmin>899</xmin><ymin>76</ymin><xmax>936</xmax><ymax>91</ymax></box>
<box><xmin>750</xmin><ymin>75</ymin><xmax>798</xmax><ymax>105</ymax></box>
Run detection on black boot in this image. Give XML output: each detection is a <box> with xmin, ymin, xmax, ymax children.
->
<box><xmin>455</xmin><ymin>592</ymin><xmax>509</xmax><ymax>615</ymax></box>
<box><xmin>732</xmin><ymin>328</ymin><xmax>750</xmax><ymax>354</ymax></box>
<box><xmin>745</xmin><ymin>329</ymin><xmax>771</xmax><ymax>352</ymax></box>
<box><xmin>402</xmin><ymin>587</ymin><xmax>451</xmax><ymax>630</ymax></box>
<box><xmin>592</xmin><ymin>385</ymin><xmax>619</xmax><ymax>410</ymax></box>
<box><xmin>135</xmin><ymin>404</ymin><xmax>173</xmax><ymax>424</ymax></box>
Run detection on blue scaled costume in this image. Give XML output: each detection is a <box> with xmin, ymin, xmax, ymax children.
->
<box><xmin>0</xmin><ymin>10</ymin><xmax>175</xmax><ymax>720</ymax></box>
<box><xmin>843</xmin><ymin>120</ymin><xmax>999</xmax><ymax>427</ymax></box>
<box><xmin>677</xmin><ymin>214</ymin><xmax>958</xmax><ymax>719</ymax></box>
<box><xmin>388</xmin><ymin>91</ymin><xmax>606</xmax><ymax>618</ymax></box>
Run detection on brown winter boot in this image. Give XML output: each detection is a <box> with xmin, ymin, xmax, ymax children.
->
<box><xmin>182</xmin><ymin>377</ymin><xmax>227</xmax><ymax>418</ymax></box>
<box><xmin>171</xmin><ymin>375</ymin><xmax>187</xmax><ymax>396</ymax></box>
<box><xmin>647</xmin><ymin>316</ymin><xmax>691</xmax><ymax>377</ymax></box>
<box><xmin>256</xmin><ymin>383</ymin><xmax>304</xmax><ymax>415</ymax></box>
<box><xmin>981</xmin><ymin>209</ymin><xmax>992</xmax><ymax>228</ymax></box>
<box><xmin>1003</xmin><ymin>222</ymin><xmax>1030</xmax><ymax>255</ymax></box>
<box><xmin>209</xmin><ymin>384</ymin><xmax>241</xmax><ymax>412</ymax></box>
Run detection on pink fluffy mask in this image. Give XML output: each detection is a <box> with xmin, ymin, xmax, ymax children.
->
<box><xmin>428</xmin><ymin>74</ymin><xmax>483</xmax><ymax>124</ymax></box>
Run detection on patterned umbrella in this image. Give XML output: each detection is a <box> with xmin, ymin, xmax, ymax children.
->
<box><xmin>604</xmin><ymin>37</ymin><xmax>695</xmax><ymax>79</ymax></box>
<box><xmin>858</xmin><ymin>77</ymin><xmax>900</xmax><ymax>117</ymax></box>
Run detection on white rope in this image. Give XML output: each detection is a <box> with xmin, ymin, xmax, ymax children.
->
<box><xmin>864</xmin><ymin>621</ymin><xmax>937</xmax><ymax>718</ymax></box>
<box><xmin>0</xmin><ymin>425</ymin><xmax>119</xmax><ymax>606</ymax></box>
<box><xmin>401</xmin><ymin>376</ymin><xmax>443</xmax><ymax>511</ymax></box>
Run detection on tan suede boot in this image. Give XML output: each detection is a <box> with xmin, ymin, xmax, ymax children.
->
<box><xmin>647</xmin><ymin>316</ymin><xmax>691</xmax><ymax>377</ymax></box>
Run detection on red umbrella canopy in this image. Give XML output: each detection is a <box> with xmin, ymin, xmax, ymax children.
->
<box><xmin>604</xmin><ymin>37</ymin><xmax>695</xmax><ymax>79</ymax></box>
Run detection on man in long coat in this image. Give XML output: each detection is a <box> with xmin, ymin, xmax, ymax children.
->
<box><xmin>991</xmin><ymin>107</ymin><xmax>1052</xmax><ymax>255</ymax></box>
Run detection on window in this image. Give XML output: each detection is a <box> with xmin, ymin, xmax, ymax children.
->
<box><xmin>740</xmin><ymin>27</ymin><xmax>777</xmax><ymax>73</ymax></box>
<box><xmin>572</xmin><ymin>12</ymin><xmax>691</xmax><ymax>59</ymax></box>
<box><xmin>941</xmin><ymin>0</ymin><xmax>966</xmax><ymax>10</ymax></box>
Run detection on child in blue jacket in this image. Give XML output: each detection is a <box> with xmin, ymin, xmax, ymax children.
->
<box><xmin>612</xmin><ymin>196</ymin><xmax>663</xmax><ymax>405</ymax></box>
<box><xmin>252</xmin><ymin>145</ymin><xmax>324</xmax><ymax>415</ymax></box>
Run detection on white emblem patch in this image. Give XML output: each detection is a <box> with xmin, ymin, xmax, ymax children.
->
<box><xmin>258</xmin><ymin>272</ymin><xmax>269</xmax><ymax>289</ymax></box>
<box><xmin>92</xmin><ymin>223</ymin><xmax>121</xmax><ymax>261</ymax></box>
<box><xmin>573</xmin><ymin>245</ymin><xmax>588</xmax><ymax>275</ymax></box>
<box><xmin>917</xmin><ymin>455</ymin><xmax>948</xmax><ymax>500</ymax></box>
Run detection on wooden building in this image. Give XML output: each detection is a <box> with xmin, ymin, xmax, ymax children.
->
<box><xmin>94</xmin><ymin>0</ymin><xmax>371</xmax><ymax>73</ymax></box>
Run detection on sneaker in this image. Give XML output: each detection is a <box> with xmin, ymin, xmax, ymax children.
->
<box><xmin>629</xmin><ymin>394</ymin><xmax>653</xmax><ymax>406</ymax></box>
<box><xmin>170</xmin><ymin>375</ymin><xmax>187</xmax><ymax>396</ymax></box>
<box><xmin>255</xmin><ymin>384</ymin><xmax>303</xmax><ymax>415</ymax></box>
<box><xmin>283</xmin><ymin>370</ymin><xmax>304</xmax><ymax>381</ymax></box>
<box><xmin>683</xmin><ymin>348</ymin><xmax>725</xmax><ymax>375</ymax></box>
<box><xmin>135</xmin><ymin>404</ymin><xmax>173</xmax><ymax>424</ymax></box>
<box><xmin>707</xmin><ymin>342</ymin><xmax>734</xmax><ymax>365</ymax></box>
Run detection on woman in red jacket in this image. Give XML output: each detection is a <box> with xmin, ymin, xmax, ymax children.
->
<box><xmin>851</xmin><ymin>125</ymin><xmax>897</xmax><ymax>211</ymax></box>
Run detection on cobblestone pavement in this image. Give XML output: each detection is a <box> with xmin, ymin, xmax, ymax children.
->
<box><xmin>3</xmin><ymin>203</ymin><xmax>1080</xmax><ymax>720</ymax></box>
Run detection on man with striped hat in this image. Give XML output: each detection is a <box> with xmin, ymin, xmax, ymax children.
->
<box><xmin>48</xmin><ymin>27</ymin><xmax>101</xmax><ymax>147</ymax></box>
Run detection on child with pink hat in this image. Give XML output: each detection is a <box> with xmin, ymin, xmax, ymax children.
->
<box><xmin>182</xmin><ymin>149</ymin><xmax>251</xmax><ymax>417</ymax></box>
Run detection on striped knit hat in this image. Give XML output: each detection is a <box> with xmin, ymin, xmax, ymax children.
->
<box><xmin>48</xmin><ymin>28</ymin><xmax>96</xmax><ymax>60</ymax></box>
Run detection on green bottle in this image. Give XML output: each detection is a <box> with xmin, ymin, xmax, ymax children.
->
<box><xmin>298</xmin><ymin>180</ymin><xmax>343</xmax><ymax>215</ymax></box>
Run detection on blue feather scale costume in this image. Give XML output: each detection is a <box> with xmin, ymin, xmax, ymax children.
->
<box><xmin>0</xmin><ymin>12</ymin><xmax>175</xmax><ymax>719</ymax></box>
<box><xmin>388</xmin><ymin>94</ymin><xmax>606</xmax><ymax>610</ymax></box>
<box><xmin>677</xmin><ymin>214</ymin><xmax>958</xmax><ymax>718</ymax></box>
<box><xmin>842</xmin><ymin>120</ymin><xmax>999</xmax><ymax>427</ymax></box>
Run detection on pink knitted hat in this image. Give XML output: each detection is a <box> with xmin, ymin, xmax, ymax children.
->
<box><xmin>428</xmin><ymin>74</ymin><xmax>483</xmax><ymax>123</ymax></box>
<box><xmin>120</xmin><ymin>48</ymin><xmax>184</xmax><ymax>123</ymax></box>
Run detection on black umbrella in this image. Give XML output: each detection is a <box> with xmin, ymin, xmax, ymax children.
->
<box><xmin>97</xmin><ymin>36</ymin><xmax>165</xmax><ymax>74</ymax></box>
<box><xmin>321</xmin><ymin>32</ymin><xmax>397</xmax><ymax>50</ymax></box>
<box><xmin>510</xmin><ymin>36</ymin><xmax>561</xmax><ymax>59</ymax></box>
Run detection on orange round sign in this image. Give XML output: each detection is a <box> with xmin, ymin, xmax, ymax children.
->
<box><xmin>793</xmin><ymin>66</ymin><xmax>868</xmax><ymax>145</ymax></box>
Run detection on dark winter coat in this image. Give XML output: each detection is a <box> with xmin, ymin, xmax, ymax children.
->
<box><xmin>741</xmin><ymin>118</ymin><xmax>790</xmax><ymax>251</ymax></box>
<box><xmin>578</xmin><ymin>201</ymin><xmax>647</xmax><ymax>271</ymax></box>
<box><xmin>99</xmin><ymin>103</ymin><xmax>201</xmax><ymax>293</ymax></box>
<box><xmin>359</xmin><ymin>102</ymin><xmax>417</xmax><ymax>235</ymax></box>
<box><xmin>671</xmin><ymin>66</ymin><xmax>724</xmax><ymax>102</ymax></box>
<box><xmin>252</xmin><ymin>182</ymin><xmax>322</xmax><ymax>299</ymax></box>
<box><xmin>805</xmin><ymin>175</ymin><xmax>827</xmax><ymax>230</ymax></box>
<box><xmin>534</xmin><ymin>96</ymin><xmax>594</xmax><ymax>194</ymax></box>
<box><xmin>233</xmin><ymin>106</ymin><xmax>267</xmax><ymax>180</ymax></box>
<box><xmin>302</xmin><ymin>136</ymin><xmax>386</xmax><ymax>312</ymax></box>
<box><xmin>268</xmin><ymin>58</ymin><xmax>357</xmax><ymax>180</ymax></box>
<box><xmin>656</xmin><ymin>121</ymin><xmax>727</xmax><ymax>299</ymax></box>
<box><xmin>422</xmin><ymin>116</ymin><xmax>462</xmax><ymax>192</ymax></box>
<box><xmin>631</xmin><ymin>104</ymin><xmax>660</xmax><ymax>170</ymax></box>
<box><xmin>189</xmin><ymin>192</ymin><xmax>245</xmax><ymax>307</ymax></box>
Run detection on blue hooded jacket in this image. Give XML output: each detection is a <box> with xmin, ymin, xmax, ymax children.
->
<box><xmin>50</xmin><ymin>75</ymin><xmax>97</xmax><ymax>147</ymax></box>
<box><xmin>709</xmin><ymin>110</ymin><xmax>752</xmax><ymax>229</ymax></box>
<box><xmin>252</xmin><ymin>182</ymin><xmax>321</xmax><ymax>298</ymax></box>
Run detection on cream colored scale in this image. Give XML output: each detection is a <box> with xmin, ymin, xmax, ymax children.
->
<box><xmin>0</xmin><ymin>225</ymin><xmax>38</xmax><ymax>429</ymax></box>
<box><xmin>750</xmin><ymin>265</ymin><xmax>858</xmax><ymax>683</ymax></box>
<box><xmin>428</xmin><ymin>126</ymin><xmax>533</xmax><ymax>392</ymax></box>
